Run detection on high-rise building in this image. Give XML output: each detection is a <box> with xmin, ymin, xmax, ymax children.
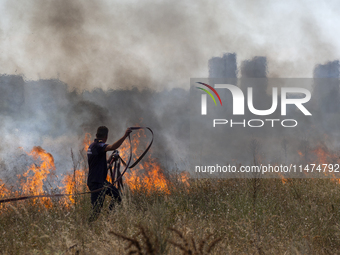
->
<box><xmin>208</xmin><ymin>53</ymin><xmax>237</xmax><ymax>78</ymax></box>
<box><xmin>313</xmin><ymin>60</ymin><xmax>339</xmax><ymax>113</ymax></box>
<box><xmin>240</xmin><ymin>56</ymin><xmax>269</xmax><ymax>113</ymax></box>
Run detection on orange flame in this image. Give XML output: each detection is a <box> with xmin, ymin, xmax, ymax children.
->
<box><xmin>0</xmin><ymin>179</ymin><xmax>11</xmax><ymax>210</ymax></box>
<box><xmin>0</xmin><ymin>178</ymin><xmax>10</xmax><ymax>197</ymax></box>
<box><xmin>311</xmin><ymin>146</ymin><xmax>333</xmax><ymax>165</ymax></box>
<box><xmin>0</xmin><ymin>130</ymin><xmax>190</xmax><ymax>211</ymax></box>
<box><xmin>83</xmin><ymin>133</ymin><xmax>92</xmax><ymax>152</ymax></box>
<box><xmin>179</xmin><ymin>171</ymin><xmax>190</xmax><ymax>187</ymax></box>
<box><xmin>125</xmin><ymin>158</ymin><xmax>170</xmax><ymax>194</ymax></box>
<box><xmin>59</xmin><ymin>134</ymin><xmax>90</xmax><ymax>207</ymax></box>
<box><xmin>19</xmin><ymin>146</ymin><xmax>56</xmax><ymax>208</ymax></box>
<box><xmin>277</xmin><ymin>173</ymin><xmax>288</xmax><ymax>184</ymax></box>
<box><xmin>297</xmin><ymin>145</ymin><xmax>340</xmax><ymax>182</ymax></box>
<box><xmin>62</xmin><ymin>170</ymin><xmax>86</xmax><ymax>204</ymax></box>
<box><xmin>118</xmin><ymin>129</ymin><xmax>189</xmax><ymax>194</ymax></box>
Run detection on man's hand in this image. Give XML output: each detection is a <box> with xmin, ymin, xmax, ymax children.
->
<box><xmin>105</xmin><ymin>128</ymin><xmax>133</xmax><ymax>151</ymax></box>
<box><xmin>124</xmin><ymin>128</ymin><xmax>132</xmax><ymax>138</ymax></box>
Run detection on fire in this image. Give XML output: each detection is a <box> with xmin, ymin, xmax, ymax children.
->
<box><xmin>179</xmin><ymin>171</ymin><xmax>190</xmax><ymax>187</ymax></box>
<box><xmin>313</xmin><ymin>146</ymin><xmax>340</xmax><ymax>183</ymax></box>
<box><xmin>125</xmin><ymin>158</ymin><xmax>170</xmax><ymax>194</ymax></box>
<box><xmin>0</xmin><ymin>145</ymin><xmax>88</xmax><ymax>209</ymax></box>
<box><xmin>83</xmin><ymin>133</ymin><xmax>92</xmax><ymax>152</ymax></box>
<box><xmin>0</xmin><ymin>134</ymin><xmax>91</xmax><ymax>209</ymax></box>
<box><xmin>297</xmin><ymin>144</ymin><xmax>340</xmax><ymax>182</ymax></box>
<box><xmin>118</xmin><ymin>128</ymin><xmax>189</xmax><ymax>194</ymax></box>
<box><xmin>0</xmin><ymin>130</ymin><xmax>190</xmax><ymax>211</ymax></box>
<box><xmin>118</xmin><ymin>129</ymin><xmax>170</xmax><ymax>194</ymax></box>
<box><xmin>311</xmin><ymin>146</ymin><xmax>336</xmax><ymax>165</ymax></box>
<box><xmin>62</xmin><ymin>170</ymin><xmax>86</xmax><ymax>204</ymax></box>
<box><xmin>277</xmin><ymin>173</ymin><xmax>288</xmax><ymax>184</ymax></box>
<box><xmin>0</xmin><ymin>179</ymin><xmax>9</xmax><ymax>194</ymax></box>
<box><xmin>60</xmin><ymin>133</ymin><xmax>91</xmax><ymax>205</ymax></box>
<box><xmin>0</xmin><ymin>179</ymin><xmax>10</xmax><ymax>210</ymax></box>
<box><xmin>19</xmin><ymin>146</ymin><xmax>56</xmax><ymax>208</ymax></box>
<box><xmin>0</xmin><ymin>179</ymin><xmax>10</xmax><ymax>198</ymax></box>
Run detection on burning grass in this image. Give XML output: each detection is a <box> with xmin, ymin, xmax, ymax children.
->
<box><xmin>2</xmin><ymin>135</ymin><xmax>340</xmax><ymax>253</ymax></box>
<box><xmin>0</xmin><ymin>131</ymin><xmax>186</xmax><ymax>210</ymax></box>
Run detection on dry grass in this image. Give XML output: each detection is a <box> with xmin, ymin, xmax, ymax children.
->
<box><xmin>1</xmin><ymin>177</ymin><xmax>340</xmax><ymax>254</ymax></box>
<box><xmin>109</xmin><ymin>225</ymin><xmax>160</xmax><ymax>255</ymax></box>
<box><xmin>167</xmin><ymin>227</ymin><xmax>222</xmax><ymax>255</ymax></box>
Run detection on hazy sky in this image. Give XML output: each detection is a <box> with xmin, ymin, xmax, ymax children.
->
<box><xmin>0</xmin><ymin>0</ymin><xmax>339</xmax><ymax>91</ymax></box>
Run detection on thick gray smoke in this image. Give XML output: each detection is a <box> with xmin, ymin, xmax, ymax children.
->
<box><xmin>0</xmin><ymin>76</ymin><xmax>189</xmax><ymax>183</ymax></box>
<box><xmin>1</xmin><ymin>0</ymin><xmax>340</xmax><ymax>90</ymax></box>
<box><xmin>1</xmin><ymin>0</ymin><xmax>340</xmax><ymax>182</ymax></box>
<box><xmin>1</xmin><ymin>52</ymin><xmax>339</xmax><ymax>182</ymax></box>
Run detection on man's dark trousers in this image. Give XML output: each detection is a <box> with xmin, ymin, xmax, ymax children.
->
<box><xmin>88</xmin><ymin>181</ymin><xmax>121</xmax><ymax>222</ymax></box>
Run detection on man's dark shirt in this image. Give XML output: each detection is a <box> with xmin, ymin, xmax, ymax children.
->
<box><xmin>87</xmin><ymin>139</ymin><xmax>108</xmax><ymax>187</ymax></box>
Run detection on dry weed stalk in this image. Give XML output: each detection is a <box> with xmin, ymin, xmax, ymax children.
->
<box><xmin>167</xmin><ymin>227</ymin><xmax>222</xmax><ymax>255</ymax></box>
<box><xmin>61</xmin><ymin>244</ymin><xmax>78</xmax><ymax>255</ymax></box>
<box><xmin>109</xmin><ymin>225</ymin><xmax>159</xmax><ymax>255</ymax></box>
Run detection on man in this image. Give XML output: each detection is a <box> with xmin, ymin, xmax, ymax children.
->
<box><xmin>87</xmin><ymin>126</ymin><xmax>132</xmax><ymax>222</ymax></box>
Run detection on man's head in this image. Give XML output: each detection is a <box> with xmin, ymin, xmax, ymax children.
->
<box><xmin>96</xmin><ymin>126</ymin><xmax>109</xmax><ymax>142</ymax></box>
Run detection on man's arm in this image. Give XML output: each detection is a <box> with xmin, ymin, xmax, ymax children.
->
<box><xmin>105</xmin><ymin>128</ymin><xmax>132</xmax><ymax>151</ymax></box>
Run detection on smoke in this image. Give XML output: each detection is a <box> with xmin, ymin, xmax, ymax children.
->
<box><xmin>2</xmin><ymin>0</ymin><xmax>222</xmax><ymax>90</ymax></box>
<box><xmin>1</xmin><ymin>0</ymin><xmax>340</xmax><ymax>181</ymax></box>
<box><xmin>0</xmin><ymin>76</ymin><xmax>190</xmax><ymax>181</ymax></box>
<box><xmin>1</xmin><ymin>0</ymin><xmax>340</xmax><ymax>91</ymax></box>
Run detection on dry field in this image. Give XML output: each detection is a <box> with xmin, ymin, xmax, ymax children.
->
<box><xmin>1</xmin><ymin>176</ymin><xmax>340</xmax><ymax>254</ymax></box>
